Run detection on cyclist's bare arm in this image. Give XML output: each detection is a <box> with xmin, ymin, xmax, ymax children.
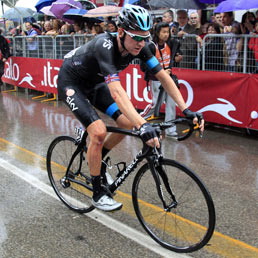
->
<box><xmin>155</xmin><ymin>69</ymin><xmax>205</xmax><ymax>132</ymax></box>
<box><xmin>108</xmin><ymin>81</ymin><xmax>160</xmax><ymax>148</ymax></box>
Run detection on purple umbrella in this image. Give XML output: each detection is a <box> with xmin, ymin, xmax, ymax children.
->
<box><xmin>50</xmin><ymin>0</ymin><xmax>82</xmax><ymax>19</ymax></box>
<box><xmin>40</xmin><ymin>6</ymin><xmax>56</xmax><ymax>16</ymax></box>
<box><xmin>215</xmin><ymin>0</ymin><xmax>258</xmax><ymax>12</ymax></box>
<box><xmin>199</xmin><ymin>0</ymin><xmax>225</xmax><ymax>3</ymax></box>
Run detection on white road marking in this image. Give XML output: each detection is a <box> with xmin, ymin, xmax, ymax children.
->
<box><xmin>0</xmin><ymin>158</ymin><xmax>190</xmax><ymax>258</ymax></box>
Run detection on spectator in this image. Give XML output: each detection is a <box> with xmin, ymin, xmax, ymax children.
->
<box><xmin>223</xmin><ymin>23</ymin><xmax>242</xmax><ymax>72</ymax></box>
<box><xmin>22</xmin><ymin>22</ymin><xmax>38</xmax><ymax>58</ymax></box>
<box><xmin>248</xmin><ymin>20</ymin><xmax>258</xmax><ymax>73</ymax></box>
<box><xmin>45</xmin><ymin>19</ymin><xmax>62</xmax><ymax>36</ymax></box>
<box><xmin>32</xmin><ymin>23</ymin><xmax>41</xmax><ymax>35</ymax></box>
<box><xmin>151</xmin><ymin>17</ymin><xmax>162</xmax><ymax>37</ymax></box>
<box><xmin>106</xmin><ymin>20</ymin><xmax>118</xmax><ymax>33</ymax></box>
<box><xmin>41</xmin><ymin>21</ymin><xmax>53</xmax><ymax>35</ymax></box>
<box><xmin>0</xmin><ymin>28</ymin><xmax>10</xmax><ymax>89</ymax></box>
<box><xmin>221</xmin><ymin>12</ymin><xmax>239</xmax><ymax>28</ymax></box>
<box><xmin>71</xmin><ymin>21</ymin><xmax>84</xmax><ymax>35</ymax></box>
<box><xmin>57</xmin><ymin>23</ymin><xmax>74</xmax><ymax>59</ymax></box>
<box><xmin>60</xmin><ymin>23</ymin><xmax>72</xmax><ymax>34</ymax></box>
<box><xmin>170</xmin><ymin>23</ymin><xmax>177</xmax><ymax>36</ymax></box>
<box><xmin>189</xmin><ymin>12</ymin><xmax>202</xmax><ymax>35</ymax></box>
<box><xmin>237</xmin><ymin>11</ymin><xmax>257</xmax><ymax>72</ymax></box>
<box><xmin>199</xmin><ymin>22</ymin><xmax>209</xmax><ymax>39</ymax></box>
<box><xmin>175</xmin><ymin>10</ymin><xmax>199</xmax><ymax>68</ymax></box>
<box><xmin>203</xmin><ymin>23</ymin><xmax>224</xmax><ymax>71</ymax></box>
<box><xmin>213</xmin><ymin>12</ymin><xmax>224</xmax><ymax>32</ymax></box>
<box><xmin>162</xmin><ymin>9</ymin><xmax>178</xmax><ymax>29</ymax></box>
<box><xmin>91</xmin><ymin>24</ymin><xmax>104</xmax><ymax>35</ymax></box>
<box><xmin>240</xmin><ymin>11</ymin><xmax>256</xmax><ymax>35</ymax></box>
<box><xmin>140</xmin><ymin>22</ymin><xmax>183</xmax><ymax>137</ymax></box>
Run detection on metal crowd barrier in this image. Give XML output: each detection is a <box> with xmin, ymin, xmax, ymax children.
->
<box><xmin>6</xmin><ymin>33</ymin><xmax>258</xmax><ymax>74</ymax></box>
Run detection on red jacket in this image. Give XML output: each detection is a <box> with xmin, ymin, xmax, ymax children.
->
<box><xmin>248</xmin><ymin>34</ymin><xmax>258</xmax><ymax>62</ymax></box>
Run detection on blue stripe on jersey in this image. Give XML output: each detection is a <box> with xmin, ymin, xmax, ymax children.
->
<box><xmin>146</xmin><ymin>56</ymin><xmax>159</xmax><ymax>69</ymax></box>
<box><xmin>106</xmin><ymin>102</ymin><xmax>119</xmax><ymax>117</ymax></box>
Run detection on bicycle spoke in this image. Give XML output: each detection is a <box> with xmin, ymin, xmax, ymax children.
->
<box><xmin>132</xmin><ymin>159</ymin><xmax>215</xmax><ymax>252</ymax></box>
<box><xmin>47</xmin><ymin>136</ymin><xmax>94</xmax><ymax>213</ymax></box>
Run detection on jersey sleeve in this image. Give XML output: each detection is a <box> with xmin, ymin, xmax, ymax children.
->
<box><xmin>138</xmin><ymin>41</ymin><xmax>162</xmax><ymax>75</ymax></box>
<box><xmin>94</xmin><ymin>36</ymin><xmax>120</xmax><ymax>84</ymax></box>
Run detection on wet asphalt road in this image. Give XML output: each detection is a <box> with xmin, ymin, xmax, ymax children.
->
<box><xmin>0</xmin><ymin>89</ymin><xmax>257</xmax><ymax>258</ymax></box>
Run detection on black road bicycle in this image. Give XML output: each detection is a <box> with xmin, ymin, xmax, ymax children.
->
<box><xmin>46</xmin><ymin>118</ymin><xmax>216</xmax><ymax>253</ymax></box>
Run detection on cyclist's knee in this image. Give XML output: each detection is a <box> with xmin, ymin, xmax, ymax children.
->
<box><xmin>87</xmin><ymin>120</ymin><xmax>107</xmax><ymax>145</ymax></box>
<box><xmin>116</xmin><ymin>114</ymin><xmax>133</xmax><ymax>129</ymax></box>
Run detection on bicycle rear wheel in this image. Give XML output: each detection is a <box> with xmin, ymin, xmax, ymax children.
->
<box><xmin>132</xmin><ymin>159</ymin><xmax>215</xmax><ymax>253</ymax></box>
<box><xmin>46</xmin><ymin>136</ymin><xmax>94</xmax><ymax>213</ymax></box>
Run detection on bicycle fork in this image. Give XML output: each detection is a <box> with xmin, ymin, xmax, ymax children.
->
<box><xmin>148</xmin><ymin>156</ymin><xmax>178</xmax><ymax>212</ymax></box>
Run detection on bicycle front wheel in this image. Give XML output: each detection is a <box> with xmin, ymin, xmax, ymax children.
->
<box><xmin>132</xmin><ymin>159</ymin><xmax>215</xmax><ymax>253</ymax></box>
<box><xmin>46</xmin><ymin>136</ymin><xmax>94</xmax><ymax>213</ymax></box>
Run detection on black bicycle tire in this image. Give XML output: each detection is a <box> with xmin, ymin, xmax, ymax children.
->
<box><xmin>46</xmin><ymin>136</ymin><xmax>95</xmax><ymax>213</ymax></box>
<box><xmin>132</xmin><ymin>159</ymin><xmax>215</xmax><ymax>253</ymax></box>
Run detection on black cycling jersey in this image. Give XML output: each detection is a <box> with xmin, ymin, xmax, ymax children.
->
<box><xmin>57</xmin><ymin>33</ymin><xmax>162</xmax><ymax>128</ymax></box>
<box><xmin>58</xmin><ymin>33</ymin><xmax>162</xmax><ymax>88</ymax></box>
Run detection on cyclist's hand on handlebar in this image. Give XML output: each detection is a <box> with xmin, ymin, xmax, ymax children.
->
<box><xmin>183</xmin><ymin>108</ymin><xmax>205</xmax><ymax>133</ymax></box>
<box><xmin>139</xmin><ymin>123</ymin><xmax>160</xmax><ymax>148</ymax></box>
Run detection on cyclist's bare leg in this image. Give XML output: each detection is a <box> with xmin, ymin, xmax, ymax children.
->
<box><xmin>87</xmin><ymin>119</ymin><xmax>123</xmax><ymax>211</ymax></box>
<box><xmin>103</xmin><ymin>113</ymin><xmax>133</xmax><ymax>150</ymax></box>
<box><xmin>86</xmin><ymin>119</ymin><xmax>107</xmax><ymax>176</ymax></box>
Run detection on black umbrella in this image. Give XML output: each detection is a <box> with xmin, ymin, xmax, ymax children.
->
<box><xmin>76</xmin><ymin>0</ymin><xmax>96</xmax><ymax>10</ymax></box>
<box><xmin>147</xmin><ymin>0</ymin><xmax>206</xmax><ymax>9</ymax></box>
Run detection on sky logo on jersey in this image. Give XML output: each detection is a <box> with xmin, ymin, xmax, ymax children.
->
<box><xmin>103</xmin><ymin>39</ymin><xmax>113</xmax><ymax>50</ymax></box>
<box><xmin>105</xmin><ymin>74</ymin><xmax>120</xmax><ymax>84</ymax></box>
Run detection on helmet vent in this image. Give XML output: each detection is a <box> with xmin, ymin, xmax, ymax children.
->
<box><xmin>138</xmin><ymin>18</ymin><xmax>144</xmax><ymax>28</ymax></box>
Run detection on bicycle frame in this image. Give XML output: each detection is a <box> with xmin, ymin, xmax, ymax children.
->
<box><xmin>63</xmin><ymin>119</ymin><xmax>194</xmax><ymax>206</ymax></box>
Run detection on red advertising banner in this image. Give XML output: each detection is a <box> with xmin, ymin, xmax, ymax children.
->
<box><xmin>3</xmin><ymin>57</ymin><xmax>62</xmax><ymax>94</ymax></box>
<box><xmin>2</xmin><ymin>57</ymin><xmax>258</xmax><ymax>130</ymax></box>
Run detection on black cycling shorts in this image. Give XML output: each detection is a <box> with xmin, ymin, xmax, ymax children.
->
<box><xmin>58</xmin><ymin>81</ymin><xmax>122</xmax><ymax>128</ymax></box>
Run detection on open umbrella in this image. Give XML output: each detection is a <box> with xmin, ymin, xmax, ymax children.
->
<box><xmin>215</xmin><ymin>0</ymin><xmax>258</xmax><ymax>12</ymax></box>
<box><xmin>40</xmin><ymin>6</ymin><xmax>56</xmax><ymax>16</ymax></box>
<box><xmin>50</xmin><ymin>0</ymin><xmax>82</xmax><ymax>19</ymax></box>
<box><xmin>63</xmin><ymin>8</ymin><xmax>104</xmax><ymax>23</ymax></box>
<box><xmin>33</xmin><ymin>12</ymin><xmax>45</xmax><ymax>21</ymax></box>
<box><xmin>199</xmin><ymin>0</ymin><xmax>225</xmax><ymax>3</ymax></box>
<box><xmin>35</xmin><ymin>0</ymin><xmax>57</xmax><ymax>12</ymax></box>
<box><xmin>83</xmin><ymin>5</ymin><xmax>121</xmax><ymax>18</ymax></box>
<box><xmin>2</xmin><ymin>7</ymin><xmax>35</xmax><ymax>21</ymax></box>
<box><xmin>147</xmin><ymin>0</ymin><xmax>206</xmax><ymax>10</ymax></box>
<box><xmin>76</xmin><ymin>0</ymin><xmax>97</xmax><ymax>10</ymax></box>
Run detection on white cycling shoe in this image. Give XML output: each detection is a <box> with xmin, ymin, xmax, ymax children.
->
<box><xmin>92</xmin><ymin>194</ymin><xmax>123</xmax><ymax>212</ymax></box>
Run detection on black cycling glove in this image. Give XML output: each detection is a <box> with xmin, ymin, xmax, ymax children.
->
<box><xmin>139</xmin><ymin>123</ymin><xmax>157</xmax><ymax>142</ymax></box>
<box><xmin>183</xmin><ymin>108</ymin><xmax>203</xmax><ymax>124</ymax></box>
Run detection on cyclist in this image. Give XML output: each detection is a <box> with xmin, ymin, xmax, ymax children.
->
<box><xmin>57</xmin><ymin>4</ymin><xmax>204</xmax><ymax>212</ymax></box>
